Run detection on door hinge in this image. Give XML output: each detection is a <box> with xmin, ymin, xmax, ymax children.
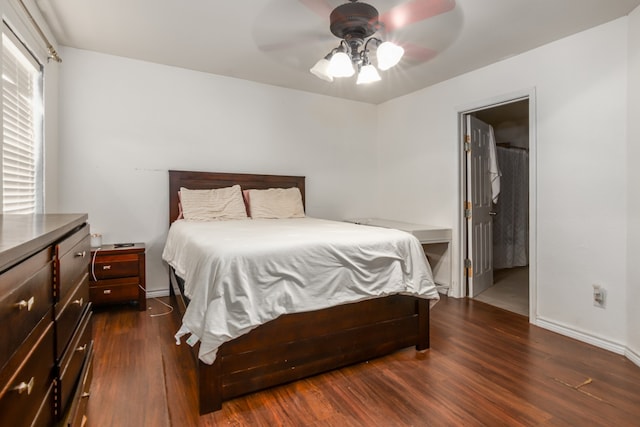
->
<box><xmin>464</xmin><ymin>135</ymin><xmax>471</xmax><ymax>152</ymax></box>
<box><xmin>464</xmin><ymin>201</ymin><xmax>472</xmax><ymax>219</ymax></box>
<box><xmin>464</xmin><ymin>259</ymin><xmax>473</xmax><ymax>277</ymax></box>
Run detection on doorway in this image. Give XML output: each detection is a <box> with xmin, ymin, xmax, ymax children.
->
<box><xmin>462</xmin><ymin>98</ymin><xmax>531</xmax><ymax>317</ymax></box>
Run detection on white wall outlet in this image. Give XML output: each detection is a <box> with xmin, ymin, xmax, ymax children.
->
<box><xmin>592</xmin><ymin>284</ymin><xmax>606</xmax><ymax>308</ymax></box>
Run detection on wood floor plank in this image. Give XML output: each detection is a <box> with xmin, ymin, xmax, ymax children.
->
<box><xmin>86</xmin><ymin>295</ymin><xmax>640</xmax><ymax>426</ymax></box>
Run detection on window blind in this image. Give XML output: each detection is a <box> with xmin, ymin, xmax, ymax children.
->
<box><xmin>2</xmin><ymin>24</ymin><xmax>43</xmax><ymax>214</ymax></box>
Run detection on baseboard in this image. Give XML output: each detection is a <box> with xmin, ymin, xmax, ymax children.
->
<box><xmin>146</xmin><ymin>288</ymin><xmax>171</xmax><ymax>298</ymax></box>
<box><xmin>625</xmin><ymin>346</ymin><xmax>640</xmax><ymax>368</ymax></box>
<box><xmin>535</xmin><ymin>317</ymin><xmax>627</xmax><ymax>355</ymax></box>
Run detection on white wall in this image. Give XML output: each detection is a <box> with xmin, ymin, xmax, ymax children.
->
<box><xmin>377</xmin><ymin>18</ymin><xmax>630</xmax><ymax>349</ymax></box>
<box><xmin>57</xmin><ymin>48</ymin><xmax>378</xmax><ymax>295</ymax></box>
<box><xmin>626</xmin><ymin>6</ymin><xmax>640</xmax><ymax>364</ymax></box>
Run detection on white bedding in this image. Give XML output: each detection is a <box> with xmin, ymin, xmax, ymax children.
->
<box><xmin>162</xmin><ymin>217</ymin><xmax>439</xmax><ymax>364</ymax></box>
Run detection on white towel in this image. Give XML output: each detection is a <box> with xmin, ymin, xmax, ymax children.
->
<box><xmin>488</xmin><ymin>126</ymin><xmax>501</xmax><ymax>203</ymax></box>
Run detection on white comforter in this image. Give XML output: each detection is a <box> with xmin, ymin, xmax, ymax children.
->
<box><xmin>162</xmin><ymin>217</ymin><xmax>439</xmax><ymax>364</ymax></box>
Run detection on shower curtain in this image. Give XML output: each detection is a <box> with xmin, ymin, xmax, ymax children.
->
<box><xmin>493</xmin><ymin>146</ymin><xmax>529</xmax><ymax>269</ymax></box>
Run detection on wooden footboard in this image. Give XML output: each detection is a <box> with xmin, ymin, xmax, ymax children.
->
<box><xmin>196</xmin><ymin>295</ymin><xmax>429</xmax><ymax>414</ymax></box>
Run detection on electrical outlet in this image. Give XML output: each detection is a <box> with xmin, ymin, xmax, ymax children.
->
<box><xmin>593</xmin><ymin>284</ymin><xmax>606</xmax><ymax>308</ymax></box>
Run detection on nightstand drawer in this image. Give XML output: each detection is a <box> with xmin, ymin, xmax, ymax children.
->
<box><xmin>90</xmin><ymin>254</ymin><xmax>139</xmax><ymax>280</ymax></box>
<box><xmin>89</xmin><ymin>278</ymin><xmax>140</xmax><ymax>305</ymax></box>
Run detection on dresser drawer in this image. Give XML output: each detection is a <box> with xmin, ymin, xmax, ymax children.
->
<box><xmin>0</xmin><ymin>321</ymin><xmax>54</xmax><ymax>427</ymax></box>
<box><xmin>89</xmin><ymin>277</ymin><xmax>140</xmax><ymax>305</ymax></box>
<box><xmin>90</xmin><ymin>253</ymin><xmax>139</xmax><ymax>280</ymax></box>
<box><xmin>31</xmin><ymin>382</ymin><xmax>55</xmax><ymax>427</ymax></box>
<box><xmin>60</xmin><ymin>341</ymin><xmax>93</xmax><ymax>427</ymax></box>
<box><xmin>55</xmin><ymin>275</ymin><xmax>90</xmax><ymax>358</ymax></box>
<box><xmin>0</xmin><ymin>248</ymin><xmax>52</xmax><ymax>371</ymax></box>
<box><xmin>56</xmin><ymin>226</ymin><xmax>90</xmax><ymax>304</ymax></box>
<box><xmin>58</xmin><ymin>310</ymin><xmax>92</xmax><ymax>416</ymax></box>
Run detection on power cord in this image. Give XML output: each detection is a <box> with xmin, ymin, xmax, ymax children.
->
<box><xmin>147</xmin><ymin>286</ymin><xmax>174</xmax><ymax>318</ymax></box>
<box><xmin>90</xmin><ymin>247</ymin><xmax>100</xmax><ymax>282</ymax></box>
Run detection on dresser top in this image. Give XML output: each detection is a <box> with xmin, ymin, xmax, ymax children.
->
<box><xmin>0</xmin><ymin>214</ymin><xmax>88</xmax><ymax>272</ymax></box>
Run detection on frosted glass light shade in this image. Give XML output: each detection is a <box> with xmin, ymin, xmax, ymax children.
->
<box><xmin>328</xmin><ymin>52</ymin><xmax>355</xmax><ymax>77</ymax></box>
<box><xmin>310</xmin><ymin>58</ymin><xmax>333</xmax><ymax>82</ymax></box>
<box><xmin>376</xmin><ymin>41</ymin><xmax>404</xmax><ymax>70</ymax></box>
<box><xmin>356</xmin><ymin>64</ymin><xmax>381</xmax><ymax>84</ymax></box>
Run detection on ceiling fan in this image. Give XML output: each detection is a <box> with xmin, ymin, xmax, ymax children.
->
<box><xmin>253</xmin><ymin>0</ymin><xmax>460</xmax><ymax>84</ymax></box>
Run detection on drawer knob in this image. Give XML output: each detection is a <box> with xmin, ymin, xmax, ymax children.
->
<box><xmin>14</xmin><ymin>296</ymin><xmax>35</xmax><ymax>311</ymax></box>
<box><xmin>103</xmin><ymin>289</ymin><xmax>112</xmax><ymax>295</ymax></box>
<box><xmin>12</xmin><ymin>377</ymin><xmax>34</xmax><ymax>395</ymax></box>
<box><xmin>81</xmin><ymin>392</ymin><xmax>91</xmax><ymax>399</ymax></box>
<box><xmin>102</xmin><ymin>265</ymin><xmax>111</xmax><ymax>270</ymax></box>
<box><xmin>77</xmin><ymin>344</ymin><xmax>87</xmax><ymax>353</ymax></box>
<box><xmin>75</xmin><ymin>250</ymin><xmax>87</xmax><ymax>258</ymax></box>
<box><xmin>73</xmin><ymin>297</ymin><xmax>84</xmax><ymax>306</ymax></box>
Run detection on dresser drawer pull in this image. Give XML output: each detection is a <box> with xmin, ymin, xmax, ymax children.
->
<box><xmin>14</xmin><ymin>296</ymin><xmax>35</xmax><ymax>311</ymax></box>
<box><xmin>102</xmin><ymin>265</ymin><xmax>112</xmax><ymax>270</ymax></box>
<box><xmin>75</xmin><ymin>250</ymin><xmax>87</xmax><ymax>258</ymax></box>
<box><xmin>73</xmin><ymin>297</ymin><xmax>84</xmax><ymax>306</ymax></box>
<box><xmin>81</xmin><ymin>392</ymin><xmax>91</xmax><ymax>399</ymax></box>
<box><xmin>12</xmin><ymin>377</ymin><xmax>34</xmax><ymax>395</ymax></box>
<box><xmin>103</xmin><ymin>289</ymin><xmax>112</xmax><ymax>295</ymax></box>
<box><xmin>76</xmin><ymin>344</ymin><xmax>87</xmax><ymax>353</ymax></box>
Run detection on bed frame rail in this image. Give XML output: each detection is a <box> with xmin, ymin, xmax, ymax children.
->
<box><xmin>197</xmin><ymin>296</ymin><xmax>430</xmax><ymax>414</ymax></box>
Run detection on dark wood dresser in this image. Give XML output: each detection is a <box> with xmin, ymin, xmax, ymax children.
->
<box><xmin>0</xmin><ymin>214</ymin><xmax>93</xmax><ymax>427</ymax></box>
<box><xmin>89</xmin><ymin>243</ymin><xmax>146</xmax><ymax>310</ymax></box>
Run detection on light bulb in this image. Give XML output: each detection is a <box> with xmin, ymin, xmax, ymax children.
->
<box><xmin>376</xmin><ymin>41</ymin><xmax>404</xmax><ymax>70</ymax></box>
<box><xmin>356</xmin><ymin>64</ymin><xmax>381</xmax><ymax>84</ymax></box>
<box><xmin>328</xmin><ymin>52</ymin><xmax>355</xmax><ymax>77</ymax></box>
<box><xmin>310</xmin><ymin>58</ymin><xmax>333</xmax><ymax>82</ymax></box>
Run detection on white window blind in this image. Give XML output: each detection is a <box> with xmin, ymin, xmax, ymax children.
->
<box><xmin>2</xmin><ymin>24</ymin><xmax>43</xmax><ymax>214</ymax></box>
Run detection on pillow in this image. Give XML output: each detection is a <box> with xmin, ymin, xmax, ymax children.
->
<box><xmin>179</xmin><ymin>185</ymin><xmax>248</xmax><ymax>221</ymax></box>
<box><xmin>248</xmin><ymin>187</ymin><xmax>305</xmax><ymax>219</ymax></box>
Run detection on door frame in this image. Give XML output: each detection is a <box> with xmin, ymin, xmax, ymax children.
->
<box><xmin>457</xmin><ymin>88</ymin><xmax>538</xmax><ymax>322</ymax></box>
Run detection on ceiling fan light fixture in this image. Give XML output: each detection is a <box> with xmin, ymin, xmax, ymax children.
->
<box><xmin>310</xmin><ymin>56</ymin><xmax>334</xmax><ymax>82</ymax></box>
<box><xmin>310</xmin><ymin>1</ymin><xmax>405</xmax><ymax>85</ymax></box>
<box><xmin>376</xmin><ymin>41</ymin><xmax>405</xmax><ymax>70</ymax></box>
<box><xmin>328</xmin><ymin>51</ymin><xmax>355</xmax><ymax>77</ymax></box>
<box><xmin>356</xmin><ymin>64</ymin><xmax>381</xmax><ymax>84</ymax></box>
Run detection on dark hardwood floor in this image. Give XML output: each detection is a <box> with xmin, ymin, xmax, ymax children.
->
<box><xmin>87</xmin><ymin>295</ymin><xmax>640</xmax><ymax>426</ymax></box>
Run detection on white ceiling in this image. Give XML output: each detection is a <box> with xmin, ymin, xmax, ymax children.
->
<box><xmin>37</xmin><ymin>0</ymin><xmax>640</xmax><ymax>104</ymax></box>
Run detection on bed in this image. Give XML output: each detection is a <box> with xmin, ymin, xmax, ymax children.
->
<box><xmin>163</xmin><ymin>170</ymin><xmax>439</xmax><ymax>414</ymax></box>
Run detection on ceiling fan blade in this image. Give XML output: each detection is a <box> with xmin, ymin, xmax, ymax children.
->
<box><xmin>379</xmin><ymin>0</ymin><xmax>456</xmax><ymax>32</ymax></box>
<box><xmin>259</xmin><ymin>32</ymin><xmax>332</xmax><ymax>52</ymax></box>
<box><xmin>401</xmin><ymin>42</ymin><xmax>437</xmax><ymax>63</ymax></box>
<box><xmin>297</xmin><ymin>0</ymin><xmax>334</xmax><ymax>19</ymax></box>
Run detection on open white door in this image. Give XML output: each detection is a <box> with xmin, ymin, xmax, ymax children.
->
<box><xmin>465</xmin><ymin>115</ymin><xmax>494</xmax><ymax>297</ymax></box>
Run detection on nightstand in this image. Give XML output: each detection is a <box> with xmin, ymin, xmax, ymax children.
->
<box><xmin>88</xmin><ymin>243</ymin><xmax>146</xmax><ymax>310</ymax></box>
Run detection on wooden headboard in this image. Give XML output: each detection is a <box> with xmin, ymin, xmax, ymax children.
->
<box><xmin>168</xmin><ymin>170</ymin><xmax>306</xmax><ymax>224</ymax></box>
